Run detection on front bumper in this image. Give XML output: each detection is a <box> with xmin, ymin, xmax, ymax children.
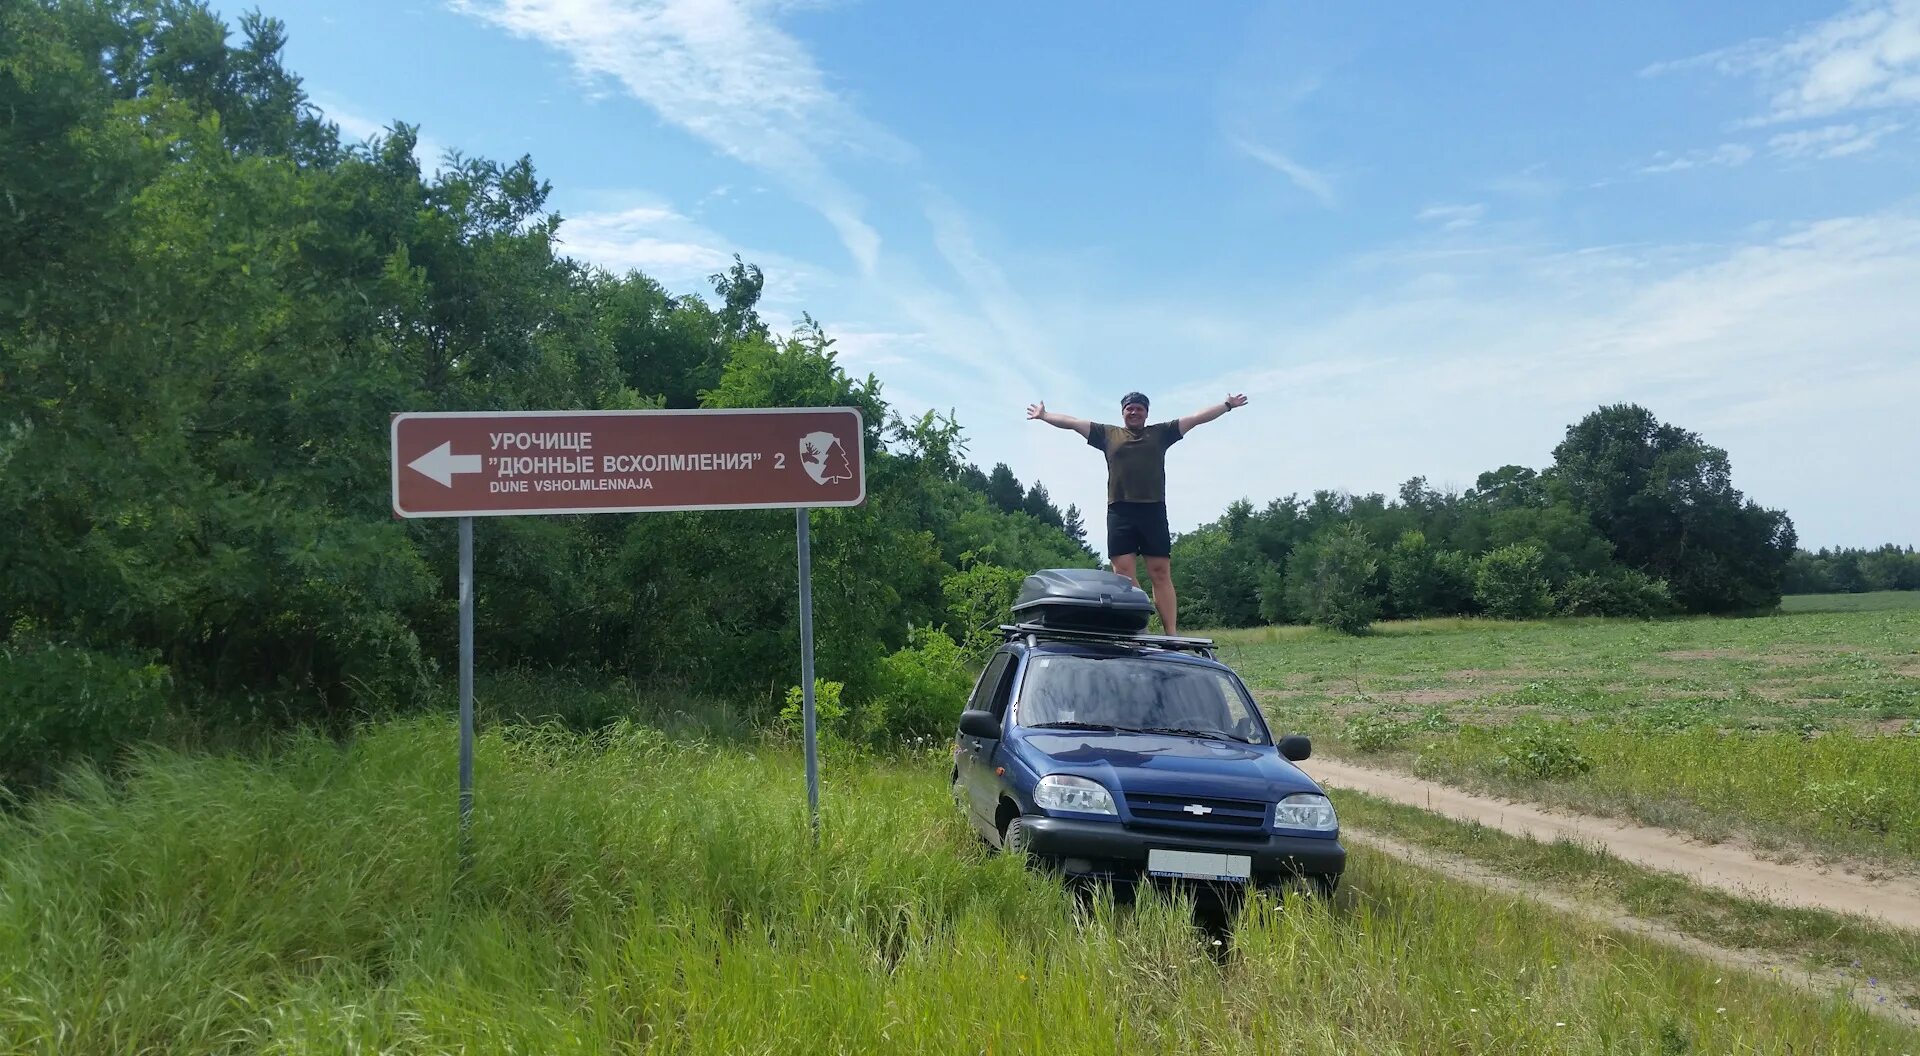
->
<box><xmin>1022</xmin><ymin>816</ymin><xmax>1345</xmax><ymax>881</ymax></box>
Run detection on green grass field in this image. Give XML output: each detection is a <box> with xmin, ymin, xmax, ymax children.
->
<box><xmin>1211</xmin><ymin>604</ymin><xmax>1920</xmax><ymax>861</ymax></box>
<box><xmin>1780</xmin><ymin>591</ymin><xmax>1920</xmax><ymax>614</ymax></box>
<box><xmin>3</xmin><ymin>720</ymin><xmax>1910</xmax><ymax>1054</ymax></box>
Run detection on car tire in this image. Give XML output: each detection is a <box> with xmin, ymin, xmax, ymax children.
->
<box><xmin>1002</xmin><ymin>816</ymin><xmax>1032</xmax><ymax>858</ymax></box>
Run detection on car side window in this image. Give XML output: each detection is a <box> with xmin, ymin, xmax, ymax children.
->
<box><xmin>987</xmin><ymin>655</ymin><xmax>1020</xmax><ymax>720</ymax></box>
<box><xmin>969</xmin><ymin>652</ymin><xmax>1012</xmax><ymax>713</ymax></box>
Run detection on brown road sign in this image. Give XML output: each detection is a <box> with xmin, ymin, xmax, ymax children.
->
<box><xmin>391</xmin><ymin>408</ymin><xmax>865</xmax><ymax>518</ymax></box>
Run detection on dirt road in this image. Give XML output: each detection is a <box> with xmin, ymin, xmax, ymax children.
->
<box><xmin>1306</xmin><ymin>756</ymin><xmax>1920</xmax><ymax>931</ymax></box>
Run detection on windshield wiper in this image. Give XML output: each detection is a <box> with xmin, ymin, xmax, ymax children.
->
<box><xmin>1137</xmin><ymin>726</ymin><xmax>1254</xmax><ymax>744</ymax></box>
<box><xmin>1026</xmin><ymin>721</ymin><xmax>1137</xmax><ymax>732</ymax></box>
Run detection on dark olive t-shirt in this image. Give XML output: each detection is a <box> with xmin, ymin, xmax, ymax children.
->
<box><xmin>1086</xmin><ymin>421</ymin><xmax>1183</xmax><ymax>504</ymax></box>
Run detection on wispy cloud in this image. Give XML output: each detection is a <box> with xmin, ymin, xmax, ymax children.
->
<box><xmin>1637</xmin><ymin>142</ymin><xmax>1755</xmax><ymax>174</ymax></box>
<box><xmin>1768</xmin><ymin>119</ymin><xmax>1906</xmax><ymax>157</ymax></box>
<box><xmin>1230</xmin><ymin>136</ymin><xmax>1336</xmax><ymax>206</ymax></box>
<box><xmin>1416</xmin><ymin>203</ymin><xmax>1486</xmax><ymax>230</ymax></box>
<box><xmin>447</xmin><ymin>0</ymin><xmax>897</xmax><ymax>274</ymax></box>
<box><xmin>310</xmin><ymin>97</ymin><xmax>452</xmax><ymax>169</ymax></box>
<box><xmin>1160</xmin><ymin>209</ymin><xmax>1920</xmax><ymax>548</ymax></box>
<box><xmin>1648</xmin><ymin>0</ymin><xmax>1920</xmax><ymax>126</ymax></box>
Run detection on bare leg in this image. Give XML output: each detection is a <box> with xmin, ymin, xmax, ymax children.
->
<box><xmin>1111</xmin><ymin>553</ymin><xmax>1139</xmax><ymax>587</ymax></box>
<box><xmin>1145</xmin><ymin>556</ymin><xmax>1176</xmax><ymax>634</ymax></box>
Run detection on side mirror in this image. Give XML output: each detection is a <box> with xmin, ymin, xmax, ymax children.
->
<box><xmin>959</xmin><ymin>709</ymin><xmax>1002</xmax><ymax>740</ymax></box>
<box><xmin>1278</xmin><ymin>735</ymin><xmax>1312</xmax><ymax>762</ymax></box>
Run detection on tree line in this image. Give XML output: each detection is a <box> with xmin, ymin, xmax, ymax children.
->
<box><xmin>0</xmin><ymin>0</ymin><xmax>1088</xmax><ymax>784</ymax></box>
<box><xmin>1170</xmin><ymin>403</ymin><xmax>1799</xmax><ymax>633</ymax></box>
<box><xmin>1782</xmin><ymin>546</ymin><xmax>1920</xmax><ymax>595</ymax></box>
<box><xmin>0</xmin><ymin>1</ymin><xmax>1820</xmax><ymax>783</ymax></box>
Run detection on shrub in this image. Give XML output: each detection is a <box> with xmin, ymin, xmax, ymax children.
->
<box><xmin>1285</xmin><ymin>524</ymin><xmax>1381</xmax><ymax>635</ymax></box>
<box><xmin>1475</xmin><ymin>544</ymin><xmax>1554</xmax><ymax>619</ymax></box>
<box><xmin>1343</xmin><ymin>710</ymin><xmax>1411</xmax><ymax>752</ymax></box>
<box><xmin>0</xmin><ymin>639</ymin><xmax>172</xmax><ymax>789</ymax></box>
<box><xmin>941</xmin><ymin>560</ymin><xmax>1026</xmax><ymax>660</ymax></box>
<box><xmin>1557</xmin><ymin>567</ymin><xmax>1674</xmax><ymax>618</ymax></box>
<box><xmin>779</xmin><ymin>679</ymin><xmax>848</xmax><ymax>741</ymax></box>
<box><xmin>1495</xmin><ymin>720</ymin><xmax>1591</xmax><ymax>780</ymax></box>
<box><xmin>866</xmin><ymin>627</ymin><xmax>974</xmax><ymax>740</ymax></box>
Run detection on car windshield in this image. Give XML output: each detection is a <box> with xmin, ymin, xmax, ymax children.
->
<box><xmin>1017</xmin><ymin>654</ymin><xmax>1268</xmax><ymax>744</ymax></box>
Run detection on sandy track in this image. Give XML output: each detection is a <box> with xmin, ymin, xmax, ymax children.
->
<box><xmin>1305</xmin><ymin>756</ymin><xmax>1920</xmax><ymax>932</ymax></box>
<box><xmin>1345</xmin><ymin>831</ymin><xmax>1920</xmax><ymax>1029</ymax></box>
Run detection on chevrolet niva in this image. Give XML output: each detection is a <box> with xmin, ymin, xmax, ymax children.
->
<box><xmin>951</xmin><ymin>570</ymin><xmax>1344</xmax><ymax>897</ymax></box>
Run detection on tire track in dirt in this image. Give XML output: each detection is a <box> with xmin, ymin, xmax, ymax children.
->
<box><xmin>1345</xmin><ymin>831</ymin><xmax>1920</xmax><ymax>1029</ymax></box>
<box><xmin>1305</xmin><ymin>756</ymin><xmax>1920</xmax><ymax>931</ymax></box>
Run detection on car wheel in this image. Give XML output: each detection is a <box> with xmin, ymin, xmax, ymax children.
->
<box><xmin>950</xmin><ymin>768</ymin><xmax>965</xmax><ymax>810</ymax></box>
<box><xmin>1002</xmin><ymin>816</ymin><xmax>1032</xmax><ymax>858</ymax></box>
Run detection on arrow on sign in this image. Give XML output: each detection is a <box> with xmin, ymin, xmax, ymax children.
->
<box><xmin>408</xmin><ymin>442</ymin><xmax>483</xmax><ymax>487</ymax></box>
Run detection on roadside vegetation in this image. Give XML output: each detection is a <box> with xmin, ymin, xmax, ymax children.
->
<box><xmin>1219</xmin><ymin>601</ymin><xmax>1920</xmax><ymax>862</ymax></box>
<box><xmin>1333</xmin><ymin>791</ymin><xmax>1920</xmax><ymax>1015</ymax></box>
<box><xmin>3</xmin><ymin>719</ymin><xmax>1911</xmax><ymax>1054</ymax></box>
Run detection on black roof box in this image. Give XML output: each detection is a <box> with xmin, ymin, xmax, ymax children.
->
<box><xmin>1011</xmin><ymin>568</ymin><xmax>1154</xmax><ymax>633</ymax></box>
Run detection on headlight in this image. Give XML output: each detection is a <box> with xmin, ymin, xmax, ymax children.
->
<box><xmin>1274</xmin><ymin>793</ymin><xmax>1337</xmax><ymax>831</ymax></box>
<box><xmin>1034</xmin><ymin>775</ymin><xmax>1117</xmax><ymax>815</ymax></box>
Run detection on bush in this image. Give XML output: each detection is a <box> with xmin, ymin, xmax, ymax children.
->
<box><xmin>1475</xmin><ymin>544</ymin><xmax>1554</xmax><ymax>619</ymax></box>
<box><xmin>865</xmin><ymin>627</ymin><xmax>974</xmax><ymax>740</ymax></box>
<box><xmin>0</xmin><ymin>639</ymin><xmax>172</xmax><ymax>789</ymax></box>
<box><xmin>1343</xmin><ymin>710</ymin><xmax>1412</xmax><ymax>752</ymax></box>
<box><xmin>1285</xmin><ymin>524</ymin><xmax>1381</xmax><ymax>635</ymax></box>
<box><xmin>1495</xmin><ymin>720</ymin><xmax>1591</xmax><ymax>780</ymax></box>
<box><xmin>779</xmin><ymin>679</ymin><xmax>848</xmax><ymax>741</ymax></box>
<box><xmin>1557</xmin><ymin>567</ymin><xmax>1674</xmax><ymax>618</ymax></box>
<box><xmin>941</xmin><ymin>560</ymin><xmax>1025</xmax><ymax>660</ymax></box>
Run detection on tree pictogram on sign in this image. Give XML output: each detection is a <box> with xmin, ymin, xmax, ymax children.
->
<box><xmin>799</xmin><ymin>431</ymin><xmax>853</xmax><ymax>485</ymax></box>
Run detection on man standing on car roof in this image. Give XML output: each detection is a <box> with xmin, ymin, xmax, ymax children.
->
<box><xmin>1026</xmin><ymin>390</ymin><xmax>1248</xmax><ymax>635</ymax></box>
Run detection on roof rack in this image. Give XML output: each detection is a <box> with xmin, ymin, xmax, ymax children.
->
<box><xmin>998</xmin><ymin>622</ymin><xmax>1217</xmax><ymax>659</ymax></box>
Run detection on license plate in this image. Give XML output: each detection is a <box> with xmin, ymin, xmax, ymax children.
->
<box><xmin>1147</xmin><ymin>849</ymin><xmax>1251</xmax><ymax>882</ymax></box>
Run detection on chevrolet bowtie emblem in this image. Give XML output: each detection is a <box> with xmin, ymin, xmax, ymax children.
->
<box><xmin>1182</xmin><ymin>804</ymin><xmax>1213</xmax><ymax>816</ymax></box>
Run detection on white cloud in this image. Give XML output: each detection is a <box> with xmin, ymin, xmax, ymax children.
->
<box><xmin>1767</xmin><ymin>119</ymin><xmax>1905</xmax><ymax>156</ymax></box>
<box><xmin>1417</xmin><ymin>203</ymin><xmax>1486</xmax><ymax>230</ymax></box>
<box><xmin>1651</xmin><ymin>0</ymin><xmax>1920</xmax><ymax>126</ymax></box>
<box><xmin>1230</xmin><ymin>136</ymin><xmax>1336</xmax><ymax>206</ymax></box>
<box><xmin>310</xmin><ymin>98</ymin><xmax>453</xmax><ymax>169</ymax></box>
<box><xmin>447</xmin><ymin>0</ymin><xmax>898</xmax><ymax>274</ymax></box>
<box><xmin>1637</xmin><ymin>142</ymin><xmax>1755</xmax><ymax>174</ymax></box>
<box><xmin>1134</xmin><ymin>209</ymin><xmax>1920</xmax><ymax>549</ymax></box>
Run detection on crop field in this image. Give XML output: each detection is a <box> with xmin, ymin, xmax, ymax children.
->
<box><xmin>1213</xmin><ymin>600</ymin><xmax>1920</xmax><ymax>862</ymax></box>
<box><xmin>3</xmin><ymin>720</ymin><xmax>1912</xmax><ymax>1054</ymax></box>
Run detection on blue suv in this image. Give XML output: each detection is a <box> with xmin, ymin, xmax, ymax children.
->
<box><xmin>951</xmin><ymin>621</ymin><xmax>1345</xmax><ymax>896</ymax></box>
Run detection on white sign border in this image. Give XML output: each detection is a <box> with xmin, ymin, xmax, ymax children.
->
<box><xmin>390</xmin><ymin>407</ymin><xmax>868</xmax><ymax>519</ymax></box>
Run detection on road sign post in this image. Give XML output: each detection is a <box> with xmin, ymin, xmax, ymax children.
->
<box><xmin>390</xmin><ymin>408</ymin><xmax>865</xmax><ymax>845</ymax></box>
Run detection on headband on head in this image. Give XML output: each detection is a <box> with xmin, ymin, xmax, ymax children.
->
<box><xmin>1121</xmin><ymin>391</ymin><xmax>1150</xmax><ymax>410</ymax></box>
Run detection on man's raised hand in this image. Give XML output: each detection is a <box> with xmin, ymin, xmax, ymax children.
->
<box><xmin>1226</xmin><ymin>393</ymin><xmax>1249</xmax><ymax>410</ymax></box>
<box><xmin>1027</xmin><ymin>401</ymin><xmax>1047</xmax><ymax>421</ymax></box>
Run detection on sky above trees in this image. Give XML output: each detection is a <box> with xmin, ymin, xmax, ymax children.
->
<box><xmin>249</xmin><ymin>1</ymin><xmax>1918</xmax><ymax>546</ymax></box>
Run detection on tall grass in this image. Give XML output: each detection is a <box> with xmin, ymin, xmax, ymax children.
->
<box><xmin>1</xmin><ymin>718</ymin><xmax>1910</xmax><ymax>1053</ymax></box>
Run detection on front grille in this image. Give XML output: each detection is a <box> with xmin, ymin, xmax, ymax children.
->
<box><xmin>1124</xmin><ymin>792</ymin><xmax>1266</xmax><ymax>831</ymax></box>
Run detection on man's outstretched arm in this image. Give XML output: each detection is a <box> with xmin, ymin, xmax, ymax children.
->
<box><xmin>1027</xmin><ymin>401</ymin><xmax>1092</xmax><ymax>438</ymax></box>
<box><xmin>1177</xmin><ymin>394</ymin><xmax>1249</xmax><ymax>436</ymax></box>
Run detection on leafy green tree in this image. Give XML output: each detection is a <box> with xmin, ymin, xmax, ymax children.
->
<box><xmin>1475</xmin><ymin>544</ymin><xmax>1554</xmax><ymax>619</ymax></box>
<box><xmin>1551</xmin><ymin>405</ymin><xmax>1795</xmax><ymax>613</ymax></box>
<box><xmin>1022</xmin><ymin>483</ymin><xmax>1063</xmax><ymax>527</ymax></box>
<box><xmin>986</xmin><ymin>463</ymin><xmax>1024</xmax><ymax>514</ymax></box>
<box><xmin>1062</xmin><ymin>504</ymin><xmax>1089</xmax><ymax>551</ymax></box>
<box><xmin>1284</xmin><ymin>524</ymin><xmax>1381</xmax><ymax>635</ymax></box>
<box><xmin>1386</xmin><ymin>530</ymin><xmax>1440</xmax><ymax>617</ymax></box>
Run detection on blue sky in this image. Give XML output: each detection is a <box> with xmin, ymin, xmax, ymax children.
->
<box><xmin>270</xmin><ymin>0</ymin><xmax>1918</xmax><ymax>548</ymax></box>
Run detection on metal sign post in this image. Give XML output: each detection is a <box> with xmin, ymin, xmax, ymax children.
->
<box><xmin>458</xmin><ymin>517</ymin><xmax>475</xmax><ymax>848</ymax></box>
<box><xmin>796</xmin><ymin>507</ymin><xmax>819</xmax><ymax>841</ymax></box>
<box><xmin>389</xmin><ymin>407</ymin><xmax>865</xmax><ymax>849</ymax></box>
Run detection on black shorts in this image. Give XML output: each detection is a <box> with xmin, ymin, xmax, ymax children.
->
<box><xmin>1107</xmin><ymin>501</ymin><xmax>1171</xmax><ymax>559</ymax></box>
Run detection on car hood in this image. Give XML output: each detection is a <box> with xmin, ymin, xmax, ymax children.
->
<box><xmin>1016</xmin><ymin>730</ymin><xmax>1322</xmax><ymax>801</ymax></box>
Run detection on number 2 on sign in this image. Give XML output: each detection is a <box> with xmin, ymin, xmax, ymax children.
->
<box><xmin>774</xmin><ymin>453</ymin><xmax>785</xmax><ymax>469</ymax></box>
